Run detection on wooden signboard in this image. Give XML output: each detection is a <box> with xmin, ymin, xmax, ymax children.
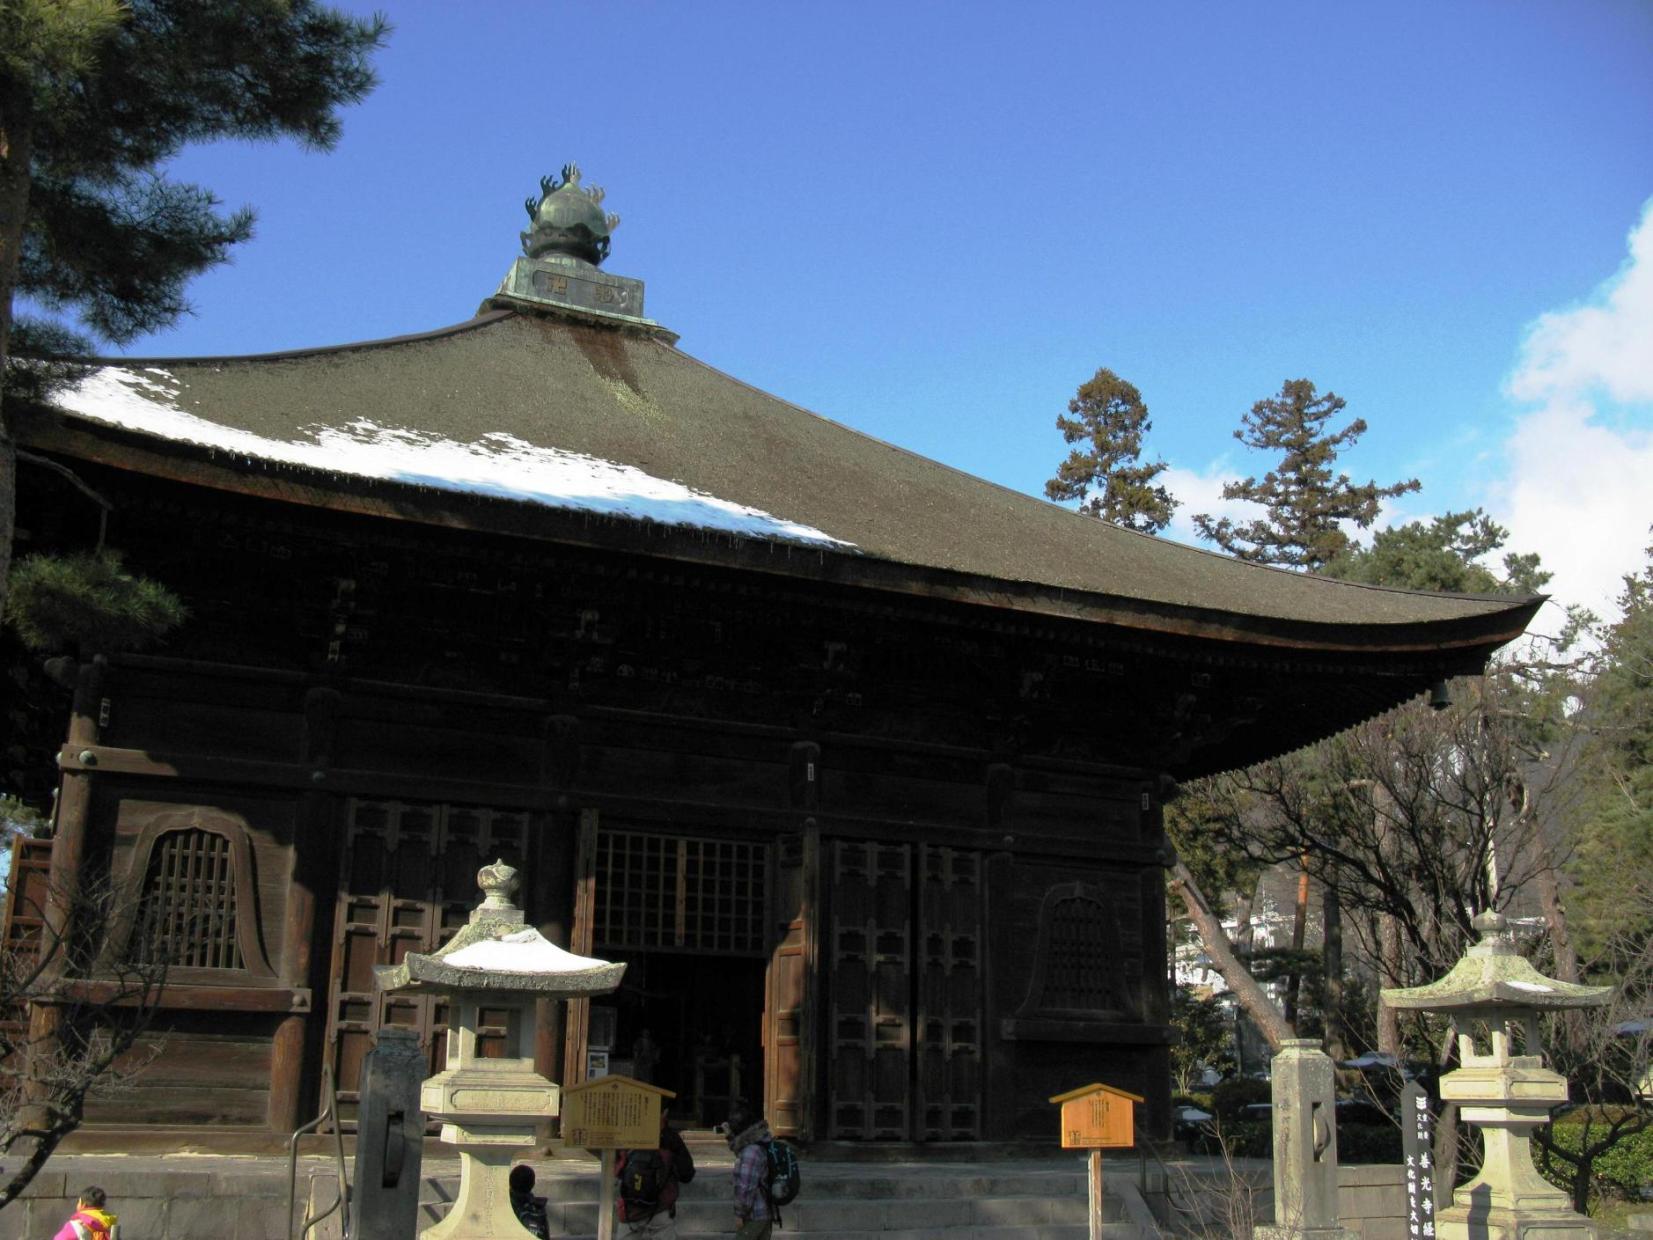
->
<box><xmin>561</xmin><ymin>1076</ymin><xmax>677</xmax><ymax>1240</ymax></box>
<box><xmin>1050</xmin><ymin>1081</ymin><xmax>1142</xmax><ymax>1150</ymax></box>
<box><xmin>562</xmin><ymin>1073</ymin><xmax>675</xmax><ymax>1149</ymax></box>
<box><xmin>1050</xmin><ymin>1083</ymin><xmax>1143</xmax><ymax>1240</ymax></box>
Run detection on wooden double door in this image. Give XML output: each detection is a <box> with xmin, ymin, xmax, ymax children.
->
<box><xmin>825</xmin><ymin>840</ymin><xmax>986</xmax><ymax>1142</ymax></box>
<box><xmin>321</xmin><ymin>797</ymin><xmax>531</xmax><ymax>1122</ymax></box>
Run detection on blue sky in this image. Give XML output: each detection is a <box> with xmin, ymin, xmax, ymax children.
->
<box><xmin>99</xmin><ymin>1</ymin><xmax>1653</xmax><ymax>625</ymax></box>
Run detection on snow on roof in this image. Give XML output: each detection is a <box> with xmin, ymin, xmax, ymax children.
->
<box><xmin>441</xmin><ymin>927</ymin><xmax>614</xmax><ymax>975</ymax></box>
<box><xmin>54</xmin><ymin>366</ymin><xmax>854</xmax><ymax>549</ymax></box>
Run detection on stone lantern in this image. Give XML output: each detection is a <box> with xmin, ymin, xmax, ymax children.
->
<box><xmin>1382</xmin><ymin>911</ymin><xmax>1611</xmax><ymax>1240</ymax></box>
<box><xmin>376</xmin><ymin>860</ymin><xmax>624</xmax><ymax>1239</ymax></box>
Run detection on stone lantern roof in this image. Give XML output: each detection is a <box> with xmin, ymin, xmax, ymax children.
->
<box><xmin>375</xmin><ymin>860</ymin><xmax>624</xmax><ymax>996</ymax></box>
<box><xmin>1382</xmin><ymin>911</ymin><xmax>1610</xmax><ymax>1013</ymax></box>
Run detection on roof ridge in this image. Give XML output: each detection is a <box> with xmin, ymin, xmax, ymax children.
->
<box><xmin>65</xmin><ymin>310</ymin><xmax>516</xmax><ymax>367</ymax></box>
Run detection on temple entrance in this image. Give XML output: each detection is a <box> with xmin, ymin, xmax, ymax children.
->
<box><xmin>592</xmin><ymin>951</ymin><xmax>765</xmax><ymax>1125</ymax></box>
<box><xmin>584</xmin><ymin>824</ymin><xmax>771</xmax><ymax>1126</ymax></box>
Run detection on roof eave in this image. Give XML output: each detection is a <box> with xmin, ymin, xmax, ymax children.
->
<box><xmin>18</xmin><ymin>408</ymin><xmax>1540</xmax><ymax>661</ymax></box>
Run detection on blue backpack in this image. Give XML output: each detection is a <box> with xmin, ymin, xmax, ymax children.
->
<box><xmin>764</xmin><ymin>1139</ymin><xmax>801</xmax><ymax>1207</ymax></box>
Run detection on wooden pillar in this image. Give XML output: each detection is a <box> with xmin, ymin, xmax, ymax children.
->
<box><xmin>26</xmin><ymin>658</ymin><xmax>107</xmax><ymax>1098</ymax></box>
<box><xmin>560</xmin><ymin>808</ymin><xmax>599</xmax><ymax>1090</ymax></box>
<box><xmin>1141</xmin><ymin>787</ymin><xmax>1174</xmax><ymax>1141</ymax></box>
<box><xmin>268</xmin><ymin>687</ymin><xmax>340</xmax><ymax>1134</ymax></box>
<box><xmin>533</xmin><ymin>806</ymin><xmax>575</xmax><ymax>1085</ymax></box>
<box><xmin>534</xmin><ymin>717</ymin><xmax>579</xmax><ymax>1092</ymax></box>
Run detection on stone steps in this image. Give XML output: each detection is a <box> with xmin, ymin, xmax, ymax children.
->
<box><xmin>418</xmin><ymin>1166</ymin><xmax>1155</xmax><ymax>1238</ymax></box>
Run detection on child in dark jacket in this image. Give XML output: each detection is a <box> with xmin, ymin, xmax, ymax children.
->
<box><xmin>616</xmin><ymin>1108</ymin><xmax>696</xmax><ymax>1238</ymax></box>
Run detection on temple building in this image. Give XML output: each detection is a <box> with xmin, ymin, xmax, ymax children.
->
<box><xmin>7</xmin><ymin>167</ymin><xmax>1540</xmax><ymax>1149</ymax></box>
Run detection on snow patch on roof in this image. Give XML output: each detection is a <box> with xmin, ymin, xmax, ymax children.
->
<box><xmin>442</xmin><ymin>928</ymin><xmax>614</xmax><ymax>975</ymax></box>
<box><xmin>54</xmin><ymin>367</ymin><xmax>854</xmax><ymax>548</ymax></box>
<box><xmin>1505</xmin><ymin>979</ymin><xmax>1555</xmax><ymax>993</ymax></box>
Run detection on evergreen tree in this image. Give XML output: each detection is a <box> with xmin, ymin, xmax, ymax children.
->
<box><xmin>1193</xmin><ymin>378</ymin><xmax>1420</xmax><ymax>570</ymax></box>
<box><xmin>1573</xmin><ymin>536</ymin><xmax>1653</xmax><ymax>958</ymax></box>
<box><xmin>0</xmin><ymin>0</ymin><xmax>388</xmax><ymax>617</ymax></box>
<box><xmin>1323</xmin><ymin>508</ymin><xmax>1543</xmax><ymax>596</ymax></box>
<box><xmin>1044</xmin><ymin>367</ymin><xmax>1178</xmax><ymax>534</ymax></box>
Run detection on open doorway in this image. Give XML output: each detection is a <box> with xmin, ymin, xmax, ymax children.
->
<box><xmin>593</xmin><ymin>951</ymin><xmax>766</xmax><ymax>1126</ymax></box>
<box><xmin>588</xmin><ymin>826</ymin><xmax>772</xmax><ymax>1127</ymax></box>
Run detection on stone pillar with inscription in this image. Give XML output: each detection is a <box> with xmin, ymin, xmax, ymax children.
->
<box><xmin>376</xmin><ymin>861</ymin><xmax>624</xmax><ymax>1240</ymax></box>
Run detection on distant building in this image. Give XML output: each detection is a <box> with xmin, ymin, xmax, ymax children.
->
<box><xmin>7</xmin><ymin>168</ymin><xmax>1540</xmax><ymax>1149</ymax></box>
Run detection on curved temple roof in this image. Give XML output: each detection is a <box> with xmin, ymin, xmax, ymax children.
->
<box><xmin>27</xmin><ymin>303</ymin><xmax>1540</xmax><ymax>657</ymax></box>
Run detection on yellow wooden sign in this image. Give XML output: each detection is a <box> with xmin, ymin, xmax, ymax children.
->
<box><xmin>561</xmin><ymin>1074</ymin><xmax>676</xmax><ymax>1150</ymax></box>
<box><xmin>1049</xmin><ymin>1082</ymin><xmax>1143</xmax><ymax>1150</ymax></box>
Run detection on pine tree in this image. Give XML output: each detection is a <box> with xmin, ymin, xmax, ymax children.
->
<box><xmin>1193</xmin><ymin>378</ymin><xmax>1419</xmax><ymax>570</ymax></box>
<box><xmin>1044</xmin><ymin>367</ymin><xmax>1178</xmax><ymax>534</ymax></box>
<box><xmin>0</xmin><ymin>0</ymin><xmax>388</xmax><ymax>618</ymax></box>
<box><xmin>1322</xmin><ymin>508</ymin><xmax>1540</xmax><ymax>595</ymax></box>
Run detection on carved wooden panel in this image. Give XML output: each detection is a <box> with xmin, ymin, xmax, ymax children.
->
<box><xmin>322</xmin><ymin>798</ymin><xmax>528</xmax><ymax>1123</ymax></box>
<box><xmin>916</xmin><ymin>844</ymin><xmax>984</xmax><ymax>1141</ymax></box>
<box><xmin>828</xmin><ymin>840</ymin><xmax>913</xmax><ymax>1140</ymax></box>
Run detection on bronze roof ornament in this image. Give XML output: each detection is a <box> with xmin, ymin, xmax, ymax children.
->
<box><xmin>521</xmin><ymin>162</ymin><xmax>621</xmax><ymax>267</ymax></box>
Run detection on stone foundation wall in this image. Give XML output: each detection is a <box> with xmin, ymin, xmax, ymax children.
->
<box><xmin>0</xmin><ymin>1163</ymin><xmax>320</xmax><ymax>1240</ymax></box>
<box><xmin>1339</xmin><ymin>1163</ymin><xmax>1408</xmax><ymax>1240</ymax></box>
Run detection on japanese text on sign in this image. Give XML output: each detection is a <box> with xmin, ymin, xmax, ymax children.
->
<box><xmin>1400</xmin><ymin>1081</ymin><xmax>1437</xmax><ymax>1238</ymax></box>
<box><xmin>564</xmin><ymin>1081</ymin><xmax>657</xmax><ymax>1149</ymax></box>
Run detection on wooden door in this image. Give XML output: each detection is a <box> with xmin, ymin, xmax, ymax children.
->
<box><xmin>322</xmin><ymin>798</ymin><xmax>529</xmax><ymax>1122</ymax></box>
<box><xmin>915</xmin><ymin>844</ymin><xmax>985</xmax><ymax>1140</ymax></box>
<box><xmin>827</xmin><ymin>839</ymin><xmax>984</xmax><ymax>1141</ymax></box>
<box><xmin>763</xmin><ymin>823</ymin><xmax>817</xmax><ymax>1139</ymax></box>
<box><xmin>827</xmin><ymin>840</ymin><xmax>913</xmax><ymax>1139</ymax></box>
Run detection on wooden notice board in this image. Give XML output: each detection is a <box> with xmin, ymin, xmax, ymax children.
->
<box><xmin>561</xmin><ymin>1074</ymin><xmax>675</xmax><ymax>1150</ymax></box>
<box><xmin>1049</xmin><ymin>1082</ymin><xmax>1143</xmax><ymax>1150</ymax></box>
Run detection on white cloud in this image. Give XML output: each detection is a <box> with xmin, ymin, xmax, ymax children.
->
<box><xmin>1510</xmin><ymin>200</ymin><xmax>1653</xmax><ymax>407</ymax></box>
<box><xmin>1160</xmin><ymin>461</ymin><xmax>1263</xmax><ymax>549</ymax></box>
<box><xmin>1493</xmin><ymin>198</ymin><xmax>1653</xmax><ymax>624</ymax></box>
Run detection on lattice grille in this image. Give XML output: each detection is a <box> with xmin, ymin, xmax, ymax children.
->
<box><xmin>595</xmin><ymin>830</ymin><xmax>767</xmax><ymax>955</ymax></box>
<box><xmin>1044</xmin><ymin>896</ymin><xmax>1114</xmax><ymax>1010</ymax></box>
<box><xmin>134</xmin><ymin>828</ymin><xmax>243</xmax><ymax>970</ymax></box>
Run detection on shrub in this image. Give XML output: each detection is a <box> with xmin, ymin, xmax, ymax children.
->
<box><xmin>1212</xmin><ymin>1078</ymin><xmax>1271</xmax><ymax>1126</ymax></box>
<box><xmin>1535</xmin><ymin>1115</ymin><xmax>1653</xmax><ymax>1205</ymax></box>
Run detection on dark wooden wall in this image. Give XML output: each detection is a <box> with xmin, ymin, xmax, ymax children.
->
<box><xmin>20</xmin><ymin>463</ymin><xmax>1183</xmax><ymax>1143</ymax></box>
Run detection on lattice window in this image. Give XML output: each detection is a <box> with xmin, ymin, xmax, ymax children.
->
<box><xmin>133</xmin><ymin>828</ymin><xmax>244</xmax><ymax>970</ymax></box>
<box><xmin>1043</xmin><ymin>896</ymin><xmax>1114</xmax><ymax>1010</ymax></box>
<box><xmin>595</xmin><ymin>830</ymin><xmax>768</xmax><ymax>956</ymax></box>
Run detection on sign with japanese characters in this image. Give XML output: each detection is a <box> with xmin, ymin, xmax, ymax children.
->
<box><xmin>561</xmin><ymin>1074</ymin><xmax>674</xmax><ymax>1149</ymax></box>
<box><xmin>1049</xmin><ymin>1082</ymin><xmax>1143</xmax><ymax>1149</ymax></box>
<box><xmin>1400</xmin><ymin>1081</ymin><xmax>1438</xmax><ymax>1238</ymax></box>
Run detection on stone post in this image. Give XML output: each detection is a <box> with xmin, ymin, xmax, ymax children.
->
<box><xmin>1256</xmin><ymin>1039</ymin><xmax>1358</xmax><ymax>1240</ymax></box>
<box><xmin>349</xmin><ymin>1027</ymin><xmax>426</xmax><ymax>1240</ymax></box>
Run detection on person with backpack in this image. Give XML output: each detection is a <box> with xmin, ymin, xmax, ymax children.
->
<box><xmin>615</xmin><ymin>1107</ymin><xmax>696</xmax><ymax>1237</ymax></box>
<box><xmin>53</xmin><ymin>1186</ymin><xmax>118</xmax><ymax>1240</ymax></box>
<box><xmin>725</xmin><ymin>1104</ymin><xmax>775</xmax><ymax>1237</ymax></box>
